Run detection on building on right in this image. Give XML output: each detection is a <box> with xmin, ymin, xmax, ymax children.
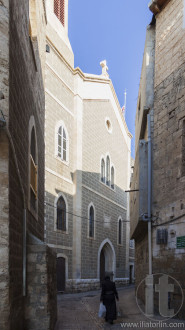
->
<box><xmin>130</xmin><ymin>0</ymin><xmax>185</xmax><ymax>319</ymax></box>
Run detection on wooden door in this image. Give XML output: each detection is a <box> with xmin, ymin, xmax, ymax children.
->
<box><xmin>57</xmin><ymin>257</ymin><xmax>65</xmax><ymax>292</ymax></box>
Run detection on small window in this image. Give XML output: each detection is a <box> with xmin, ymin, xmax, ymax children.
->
<box><xmin>111</xmin><ymin>166</ymin><xmax>115</xmax><ymax>189</ymax></box>
<box><xmin>30</xmin><ymin>127</ymin><xmax>37</xmax><ymax>210</ymax></box>
<box><xmin>106</xmin><ymin>156</ymin><xmax>110</xmax><ymax>186</ymax></box>
<box><xmin>105</xmin><ymin>118</ymin><xmax>112</xmax><ymax>133</ymax></box>
<box><xmin>101</xmin><ymin>158</ymin><xmax>105</xmax><ymax>183</ymax></box>
<box><xmin>57</xmin><ymin>196</ymin><xmax>66</xmax><ymax>231</ymax></box>
<box><xmin>54</xmin><ymin>0</ymin><xmax>65</xmax><ymax>26</ymax></box>
<box><xmin>118</xmin><ymin>219</ymin><xmax>122</xmax><ymax>245</ymax></box>
<box><xmin>58</xmin><ymin>126</ymin><xmax>67</xmax><ymax>161</ymax></box>
<box><xmin>89</xmin><ymin>206</ymin><xmax>94</xmax><ymax>238</ymax></box>
<box><xmin>129</xmin><ymin>240</ymin><xmax>134</xmax><ymax>248</ymax></box>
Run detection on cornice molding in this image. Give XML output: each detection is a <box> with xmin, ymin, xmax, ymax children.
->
<box><xmin>46</xmin><ymin>37</ymin><xmax>132</xmax><ymax>140</ymax></box>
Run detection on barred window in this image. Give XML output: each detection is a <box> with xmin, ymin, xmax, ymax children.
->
<box><xmin>54</xmin><ymin>0</ymin><xmax>65</xmax><ymax>26</ymax></box>
<box><xmin>57</xmin><ymin>196</ymin><xmax>66</xmax><ymax>231</ymax></box>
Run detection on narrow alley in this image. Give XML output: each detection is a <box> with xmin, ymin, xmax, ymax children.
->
<box><xmin>55</xmin><ymin>286</ymin><xmax>185</xmax><ymax>330</ymax></box>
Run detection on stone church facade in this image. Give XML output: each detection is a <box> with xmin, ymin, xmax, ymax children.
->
<box><xmin>45</xmin><ymin>0</ymin><xmax>132</xmax><ymax>292</ymax></box>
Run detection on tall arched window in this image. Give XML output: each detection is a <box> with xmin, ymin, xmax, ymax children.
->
<box><xmin>30</xmin><ymin>126</ymin><xmax>37</xmax><ymax>211</ymax></box>
<box><xmin>111</xmin><ymin>166</ymin><xmax>115</xmax><ymax>189</ymax></box>
<box><xmin>57</xmin><ymin>196</ymin><xmax>66</xmax><ymax>231</ymax></box>
<box><xmin>58</xmin><ymin>126</ymin><xmax>67</xmax><ymax>161</ymax></box>
<box><xmin>106</xmin><ymin>156</ymin><xmax>110</xmax><ymax>186</ymax></box>
<box><xmin>101</xmin><ymin>158</ymin><xmax>105</xmax><ymax>183</ymax></box>
<box><xmin>118</xmin><ymin>218</ymin><xmax>122</xmax><ymax>245</ymax></box>
<box><xmin>89</xmin><ymin>206</ymin><xmax>94</xmax><ymax>238</ymax></box>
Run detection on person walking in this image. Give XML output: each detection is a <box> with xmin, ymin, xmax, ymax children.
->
<box><xmin>100</xmin><ymin>275</ymin><xmax>119</xmax><ymax>324</ymax></box>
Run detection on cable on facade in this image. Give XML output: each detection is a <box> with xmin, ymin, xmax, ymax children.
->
<box><xmin>44</xmin><ymin>201</ymin><xmax>130</xmax><ymax>224</ymax></box>
<box><xmin>152</xmin><ymin>213</ymin><xmax>185</xmax><ymax>227</ymax></box>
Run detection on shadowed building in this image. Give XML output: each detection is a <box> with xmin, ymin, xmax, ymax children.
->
<box><xmin>131</xmin><ymin>0</ymin><xmax>185</xmax><ymax>319</ymax></box>
<box><xmin>0</xmin><ymin>0</ymin><xmax>56</xmax><ymax>329</ymax></box>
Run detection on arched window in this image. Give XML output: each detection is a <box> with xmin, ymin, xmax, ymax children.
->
<box><xmin>89</xmin><ymin>206</ymin><xmax>94</xmax><ymax>238</ymax></box>
<box><xmin>58</xmin><ymin>126</ymin><xmax>67</xmax><ymax>161</ymax></box>
<box><xmin>106</xmin><ymin>156</ymin><xmax>110</xmax><ymax>186</ymax></box>
<box><xmin>101</xmin><ymin>158</ymin><xmax>105</xmax><ymax>183</ymax></box>
<box><xmin>30</xmin><ymin>126</ymin><xmax>37</xmax><ymax>211</ymax></box>
<box><xmin>57</xmin><ymin>196</ymin><xmax>66</xmax><ymax>231</ymax></box>
<box><xmin>111</xmin><ymin>166</ymin><xmax>115</xmax><ymax>189</ymax></box>
<box><xmin>118</xmin><ymin>218</ymin><xmax>122</xmax><ymax>245</ymax></box>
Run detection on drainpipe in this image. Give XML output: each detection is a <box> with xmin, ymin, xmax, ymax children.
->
<box><xmin>5</xmin><ymin>128</ymin><xmax>27</xmax><ymax>296</ymax></box>
<box><xmin>145</xmin><ymin>113</ymin><xmax>154</xmax><ymax>316</ymax></box>
<box><xmin>148</xmin><ymin>113</ymin><xmax>152</xmax><ymax>276</ymax></box>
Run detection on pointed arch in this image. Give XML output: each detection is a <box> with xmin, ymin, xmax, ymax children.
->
<box><xmin>55</xmin><ymin>120</ymin><xmax>69</xmax><ymax>163</ymax></box>
<box><xmin>54</xmin><ymin>192</ymin><xmax>68</xmax><ymax>232</ymax></box>
<box><xmin>87</xmin><ymin>202</ymin><xmax>95</xmax><ymax>238</ymax></box>
<box><xmin>97</xmin><ymin>238</ymin><xmax>116</xmax><ymax>280</ymax></box>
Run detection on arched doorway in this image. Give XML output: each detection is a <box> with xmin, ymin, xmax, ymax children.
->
<box><xmin>98</xmin><ymin>239</ymin><xmax>116</xmax><ymax>286</ymax></box>
<box><xmin>56</xmin><ymin>257</ymin><xmax>65</xmax><ymax>292</ymax></box>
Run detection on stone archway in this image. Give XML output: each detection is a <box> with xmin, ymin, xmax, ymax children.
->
<box><xmin>98</xmin><ymin>239</ymin><xmax>116</xmax><ymax>285</ymax></box>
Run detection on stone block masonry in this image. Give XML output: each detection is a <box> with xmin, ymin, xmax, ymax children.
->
<box><xmin>0</xmin><ymin>1</ymin><xmax>10</xmax><ymax>329</ymax></box>
<box><xmin>25</xmin><ymin>234</ymin><xmax>57</xmax><ymax>330</ymax></box>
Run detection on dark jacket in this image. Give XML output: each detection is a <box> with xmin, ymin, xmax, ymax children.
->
<box><xmin>100</xmin><ymin>278</ymin><xmax>119</xmax><ymax>321</ymax></box>
<box><xmin>100</xmin><ymin>279</ymin><xmax>119</xmax><ymax>301</ymax></box>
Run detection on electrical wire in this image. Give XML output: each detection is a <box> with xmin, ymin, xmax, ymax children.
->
<box><xmin>44</xmin><ymin>201</ymin><xmax>130</xmax><ymax>224</ymax></box>
<box><xmin>152</xmin><ymin>213</ymin><xmax>185</xmax><ymax>227</ymax></box>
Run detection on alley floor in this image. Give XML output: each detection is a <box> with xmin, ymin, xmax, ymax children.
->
<box><xmin>54</xmin><ymin>285</ymin><xmax>185</xmax><ymax>330</ymax></box>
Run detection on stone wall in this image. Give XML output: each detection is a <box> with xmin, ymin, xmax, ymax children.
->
<box><xmin>155</xmin><ymin>0</ymin><xmax>185</xmax><ymax>87</ymax></box>
<box><xmin>25</xmin><ymin>235</ymin><xmax>57</xmax><ymax>330</ymax></box>
<box><xmin>134</xmin><ymin>0</ymin><xmax>185</xmax><ymax>319</ymax></box>
<box><xmin>0</xmin><ymin>1</ymin><xmax>10</xmax><ymax>329</ymax></box>
<box><xmin>8</xmin><ymin>0</ymin><xmax>46</xmax><ymax>327</ymax></box>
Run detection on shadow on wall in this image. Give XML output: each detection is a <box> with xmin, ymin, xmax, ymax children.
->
<box><xmin>45</xmin><ymin>168</ymin><xmax>130</xmax><ymax>292</ymax></box>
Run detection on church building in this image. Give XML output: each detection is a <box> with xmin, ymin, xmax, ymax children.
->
<box><xmin>44</xmin><ymin>0</ymin><xmax>132</xmax><ymax>292</ymax></box>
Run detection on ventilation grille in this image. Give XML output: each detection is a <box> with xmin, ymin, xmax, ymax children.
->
<box><xmin>156</xmin><ymin>229</ymin><xmax>168</xmax><ymax>245</ymax></box>
<box><xmin>54</xmin><ymin>0</ymin><xmax>65</xmax><ymax>26</ymax></box>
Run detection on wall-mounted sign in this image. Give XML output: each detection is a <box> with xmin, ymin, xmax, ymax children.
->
<box><xmin>177</xmin><ymin>236</ymin><xmax>185</xmax><ymax>249</ymax></box>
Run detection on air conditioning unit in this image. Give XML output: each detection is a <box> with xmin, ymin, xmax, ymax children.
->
<box><xmin>156</xmin><ymin>229</ymin><xmax>168</xmax><ymax>245</ymax></box>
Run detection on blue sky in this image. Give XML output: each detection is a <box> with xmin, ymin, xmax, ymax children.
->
<box><xmin>68</xmin><ymin>1</ymin><xmax>152</xmax><ymax>157</ymax></box>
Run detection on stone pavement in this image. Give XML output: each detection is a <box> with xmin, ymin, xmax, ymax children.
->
<box><xmin>55</xmin><ymin>285</ymin><xmax>185</xmax><ymax>330</ymax></box>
